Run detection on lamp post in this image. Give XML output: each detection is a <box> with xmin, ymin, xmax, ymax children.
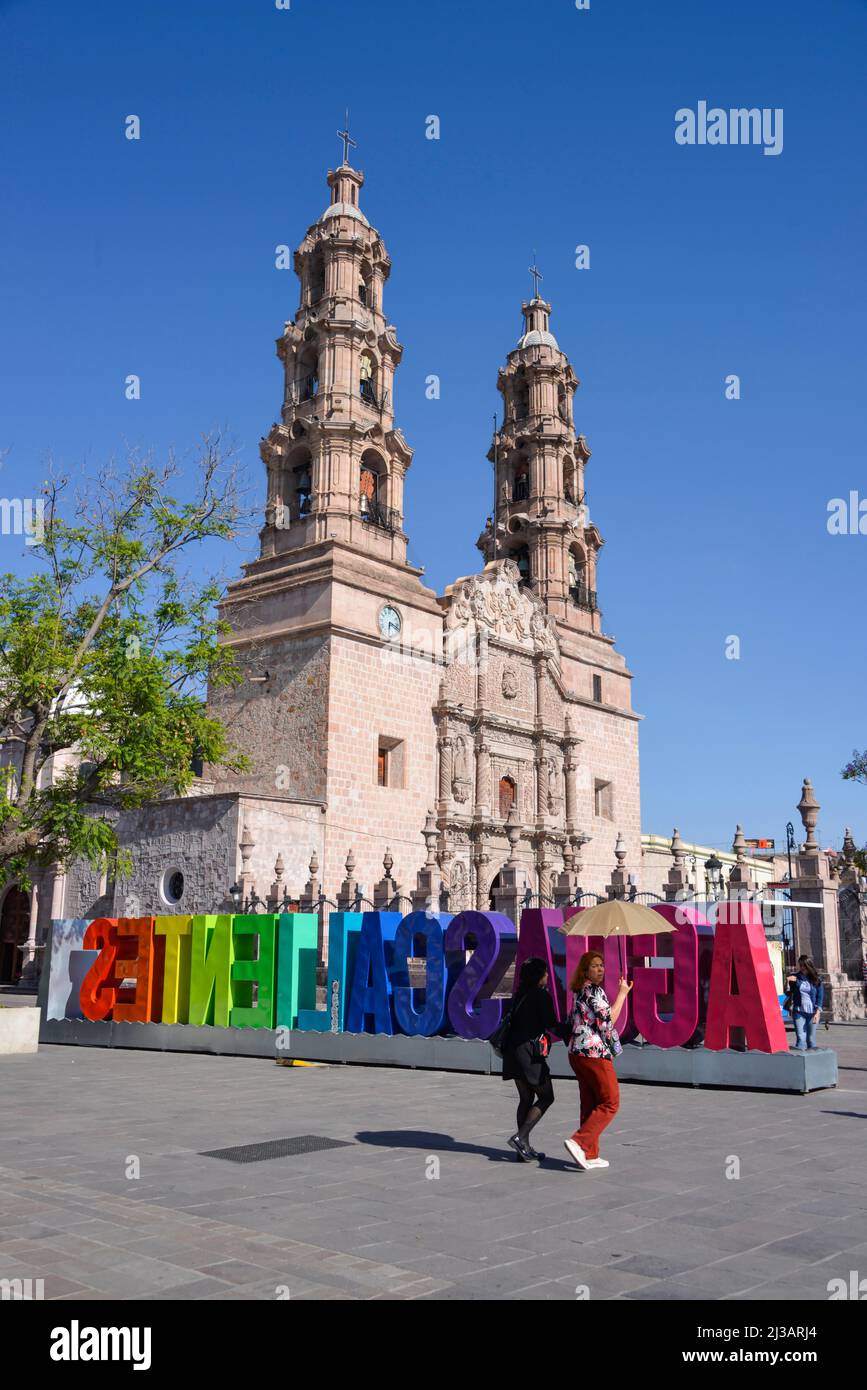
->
<box><xmin>704</xmin><ymin>852</ymin><xmax>724</xmax><ymax>901</ymax></box>
<box><xmin>228</xmin><ymin>881</ymin><xmax>261</xmax><ymax>913</ymax></box>
<box><xmin>785</xmin><ymin>821</ymin><xmax>796</xmax><ymax>882</ymax></box>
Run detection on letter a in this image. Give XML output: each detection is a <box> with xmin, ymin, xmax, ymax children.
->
<box><xmin>704</xmin><ymin>900</ymin><xmax>789</xmax><ymax>1051</ymax></box>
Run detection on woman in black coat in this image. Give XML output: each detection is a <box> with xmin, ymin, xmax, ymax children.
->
<box><xmin>502</xmin><ymin>957</ymin><xmax>571</xmax><ymax>1162</ymax></box>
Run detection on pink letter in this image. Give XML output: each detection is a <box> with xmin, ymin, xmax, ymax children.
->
<box><xmin>704</xmin><ymin>900</ymin><xmax>789</xmax><ymax>1052</ymax></box>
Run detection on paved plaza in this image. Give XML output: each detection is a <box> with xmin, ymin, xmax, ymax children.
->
<box><xmin>2</xmin><ymin>1023</ymin><xmax>867</xmax><ymax>1301</ymax></box>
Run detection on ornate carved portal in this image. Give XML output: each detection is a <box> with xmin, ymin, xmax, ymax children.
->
<box><xmin>434</xmin><ymin>558</ymin><xmax>591</xmax><ymax>911</ymax></box>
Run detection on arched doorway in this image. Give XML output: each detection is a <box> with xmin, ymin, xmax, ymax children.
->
<box><xmin>0</xmin><ymin>888</ymin><xmax>31</xmax><ymax>985</ymax></box>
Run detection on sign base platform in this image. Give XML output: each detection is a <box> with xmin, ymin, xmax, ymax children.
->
<box><xmin>38</xmin><ymin>1017</ymin><xmax>837</xmax><ymax>1092</ymax></box>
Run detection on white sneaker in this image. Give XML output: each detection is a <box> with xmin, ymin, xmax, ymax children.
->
<box><xmin>587</xmin><ymin>1158</ymin><xmax>609</xmax><ymax>1168</ymax></box>
<box><xmin>563</xmin><ymin>1138</ymin><xmax>591</xmax><ymax>1170</ymax></box>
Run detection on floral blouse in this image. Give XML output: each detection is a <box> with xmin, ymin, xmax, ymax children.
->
<box><xmin>568</xmin><ymin>982</ymin><xmax>622</xmax><ymax>1060</ymax></box>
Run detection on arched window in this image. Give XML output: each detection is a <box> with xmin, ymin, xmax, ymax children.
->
<box><xmin>293</xmin><ymin>454</ymin><xmax>312</xmax><ymax>518</ymax></box>
<box><xmin>498</xmin><ymin>776</ymin><xmax>516</xmax><ymax>820</ymax></box>
<box><xmin>513</xmin><ymin>373</ymin><xmax>530</xmax><ymax>421</ymax></box>
<box><xmin>563</xmin><ymin>457</ymin><xmax>576</xmax><ymax>504</ymax></box>
<box><xmin>360</xmin><ymin>352</ymin><xmax>378</xmax><ymax>406</ymax></box>
<box><xmin>513</xmin><ymin>546</ymin><xmax>530</xmax><ymax>585</ymax></box>
<box><xmin>558</xmin><ymin>384</ymin><xmax>570</xmax><ymax>424</ymax></box>
<box><xmin>359</xmin><ymin>463</ymin><xmax>378</xmax><ymax>516</ymax></box>
<box><xmin>512</xmin><ymin>466</ymin><xmax>529</xmax><ymax>502</ymax></box>
<box><xmin>297</xmin><ymin>349</ymin><xmax>318</xmax><ymax>402</ymax></box>
<box><xmin>358</xmin><ymin>263</ymin><xmax>373</xmax><ymax>307</ymax></box>
<box><xmin>309</xmin><ymin>257</ymin><xmax>325</xmax><ymax>303</ymax></box>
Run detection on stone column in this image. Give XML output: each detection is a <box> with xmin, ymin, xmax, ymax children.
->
<box><xmin>476</xmin><ymin>630</ymin><xmax>489</xmax><ymax>710</ymax></box>
<box><xmin>472</xmin><ymin>837</ymin><xmax>492</xmax><ymax>912</ymax></box>
<box><xmin>474</xmin><ymin>739</ymin><xmax>492</xmax><ymax>819</ymax></box>
<box><xmin>438</xmin><ymin>731</ymin><xmax>452</xmax><ymax>806</ymax></box>
<box><xmin>535</xmin><ymin>751</ymin><xmax>547</xmax><ymax>823</ymax></box>
<box><xmin>791</xmin><ymin>780</ymin><xmax>864</xmax><ymax>1020</ymax></box>
<box><xmin>563</xmin><ymin>715</ymin><xmax>580</xmax><ymax>835</ymax></box>
<box><xmin>18</xmin><ymin>880</ymin><xmax>40</xmax><ymax>990</ymax></box>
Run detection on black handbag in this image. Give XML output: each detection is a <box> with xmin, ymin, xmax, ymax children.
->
<box><xmin>489</xmin><ymin>994</ymin><xmax>524</xmax><ymax>1058</ymax></box>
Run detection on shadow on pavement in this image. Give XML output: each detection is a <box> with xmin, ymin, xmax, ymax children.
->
<box><xmin>354</xmin><ymin>1129</ymin><xmax>578</xmax><ymax>1171</ymax></box>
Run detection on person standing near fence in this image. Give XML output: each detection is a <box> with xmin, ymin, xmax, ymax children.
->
<box><xmin>785</xmin><ymin>955</ymin><xmax>824</xmax><ymax>1050</ymax></box>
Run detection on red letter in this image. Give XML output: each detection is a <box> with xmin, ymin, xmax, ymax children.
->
<box><xmin>79</xmin><ymin>918</ymin><xmax>120</xmax><ymax>1021</ymax></box>
<box><xmin>113</xmin><ymin>917</ymin><xmax>155</xmax><ymax>1023</ymax></box>
<box><xmin>705</xmin><ymin>900</ymin><xmax>789</xmax><ymax>1052</ymax></box>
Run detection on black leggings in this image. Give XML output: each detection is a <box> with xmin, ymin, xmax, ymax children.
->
<box><xmin>514</xmin><ymin>1077</ymin><xmax>555</xmax><ymax>1139</ymax></box>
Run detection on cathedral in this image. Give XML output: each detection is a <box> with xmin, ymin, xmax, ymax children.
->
<box><xmin>203</xmin><ymin>139</ymin><xmax>642</xmax><ymax>916</ymax></box>
<box><xmin>10</xmin><ymin>138</ymin><xmax>644</xmax><ymax>965</ymax></box>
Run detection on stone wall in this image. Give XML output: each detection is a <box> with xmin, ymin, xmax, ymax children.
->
<box><xmin>323</xmin><ymin>634</ymin><xmax>440</xmax><ymax>899</ymax></box>
<box><xmin>207</xmin><ymin>633</ymin><xmax>330</xmax><ymax>802</ymax></box>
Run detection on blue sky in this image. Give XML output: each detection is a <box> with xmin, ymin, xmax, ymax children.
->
<box><xmin>2</xmin><ymin>0</ymin><xmax>865</xmax><ymax>852</ymax></box>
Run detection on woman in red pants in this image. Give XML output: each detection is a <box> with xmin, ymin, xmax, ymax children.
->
<box><xmin>563</xmin><ymin>951</ymin><xmax>632</xmax><ymax>1171</ymax></box>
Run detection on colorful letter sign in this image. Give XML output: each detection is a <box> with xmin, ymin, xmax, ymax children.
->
<box><xmin>47</xmin><ymin>900</ymin><xmax>790</xmax><ymax>1054</ymax></box>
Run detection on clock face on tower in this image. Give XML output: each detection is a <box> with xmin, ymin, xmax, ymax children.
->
<box><xmin>378</xmin><ymin>604</ymin><xmax>402</xmax><ymax>640</ymax></box>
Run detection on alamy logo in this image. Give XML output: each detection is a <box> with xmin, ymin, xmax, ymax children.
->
<box><xmin>827</xmin><ymin>1271</ymin><xmax>867</xmax><ymax>1299</ymax></box>
<box><xmin>0</xmin><ymin>1277</ymin><xmax>44</xmax><ymax>1300</ymax></box>
<box><xmin>675</xmin><ymin>101</ymin><xmax>783</xmax><ymax>156</ymax></box>
<box><xmin>49</xmin><ymin>1321</ymin><xmax>152</xmax><ymax>1370</ymax></box>
<box><xmin>827</xmin><ymin>491</ymin><xmax>867</xmax><ymax>535</ymax></box>
<box><xmin>0</xmin><ymin>497</ymin><xmax>45</xmax><ymax>545</ymax></box>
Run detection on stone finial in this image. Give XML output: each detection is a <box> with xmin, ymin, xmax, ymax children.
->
<box><xmin>607</xmin><ymin>832</ymin><xmax>630</xmax><ymax>900</ymax></box>
<box><xmin>842</xmin><ymin>827</ymin><xmax>857</xmax><ymax>865</ymax></box>
<box><xmin>301</xmin><ymin>849</ymin><xmax>321</xmax><ymax>912</ymax></box>
<box><xmin>728</xmin><ymin>824</ymin><xmax>755</xmax><ymax>893</ymax></box>
<box><xmin>797</xmin><ymin>778</ymin><xmax>820</xmax><ymax>855</ymax></box>
<box><xmin>240</xmin><ymin>823</ymin><xmax>255</xmax><ymax>869</ymax></box>
<box><xmin>337</xmin><ymin>848</ymin><xmax>359</xmax><ymax>911</ymax></box>
<box><xmin>422</xmin><ymin>810</ymin><xmax>438</xmax><ymax>866</ymax></box>
<box><xmin>505</xmin><ymin>802</ymin><xmax>523</xmax><ymax>863</ymax></box>
<box><xmin>374</xmin><ymin>847</ymin><xmax>399</xmax><ymax>910</ymax></box>
<box><xmin>274</xmin><ymin>853</ymin><xmax>285</xmax><ymax>885</ymax></box>
<box><xmin>664</xmin><ymin>827</ymin><xmax>691</xmax><ymax>902</ymax></box>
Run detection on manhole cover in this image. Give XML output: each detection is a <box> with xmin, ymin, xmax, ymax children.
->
<box><xmin>200</xmin><ymin>1135</ymin><xmax>354</xmax><ymax>1163</ymax></box>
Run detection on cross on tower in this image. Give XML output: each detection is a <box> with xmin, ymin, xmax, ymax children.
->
<box><xmin>337</xmin><ymin>110</ymin><xmax>357</xmax><ymax>167</ymax></box>
<box><xmin>529</xmin><ymin>257</ymin><xmax>543</xmax><ymax>300</ymax></box>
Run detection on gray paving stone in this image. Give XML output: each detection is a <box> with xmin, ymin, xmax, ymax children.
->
<box><xmin>3</xmin><ymin>1029</ymin><xmax>864</xmax><ymax>1301</ymax></box>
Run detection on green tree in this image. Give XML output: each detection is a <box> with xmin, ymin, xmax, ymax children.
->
<box><xmin>841</xmin><ymin>751</ymin><xmax>867</xmax><ymax>871</ymax></box>
<box><xmin>0</xmin><ymin>439</ymin><xmax>249</xmax><ymax>888</ymax></box>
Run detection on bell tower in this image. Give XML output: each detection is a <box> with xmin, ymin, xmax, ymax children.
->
<box><xmin>478</xmin><ymin>265</ymin><xmax>604</xmax><ymax>637</ymax></box>
<box><xmin>258</xmin><ymin>126</ymin><xmax>414</xmax><ymax>567</ymax></box>
<box><xmin>211</xmin><ymin>129</ymin><xmax>444</xmax><ymax>911</ymax></box>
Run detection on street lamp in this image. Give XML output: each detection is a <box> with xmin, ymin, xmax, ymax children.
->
<box><xmin>230</xmin><ymin>881</ymin><xmax>242</xmax><ymax>910</ymax></box>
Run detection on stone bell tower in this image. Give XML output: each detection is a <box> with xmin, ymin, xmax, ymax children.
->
<box><xmin>478</xmin><ymin>264</ymin><xmax>603</xmax><ymax>637</ymax></box>
<box><xmin>209</xmin><ymin>128</ymin><xmax>444</xmax><ymax>904</ymax></box>
<box><xmin>259</xmin><ymin>124</ymin><xmax>414</xmax><ymax>567</ymax></box>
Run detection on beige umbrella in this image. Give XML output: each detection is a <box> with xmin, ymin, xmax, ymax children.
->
<box><xmin>560</xmin><ymin>898</ymin><xmax>674</xmax><ymax>937</ymax></box>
